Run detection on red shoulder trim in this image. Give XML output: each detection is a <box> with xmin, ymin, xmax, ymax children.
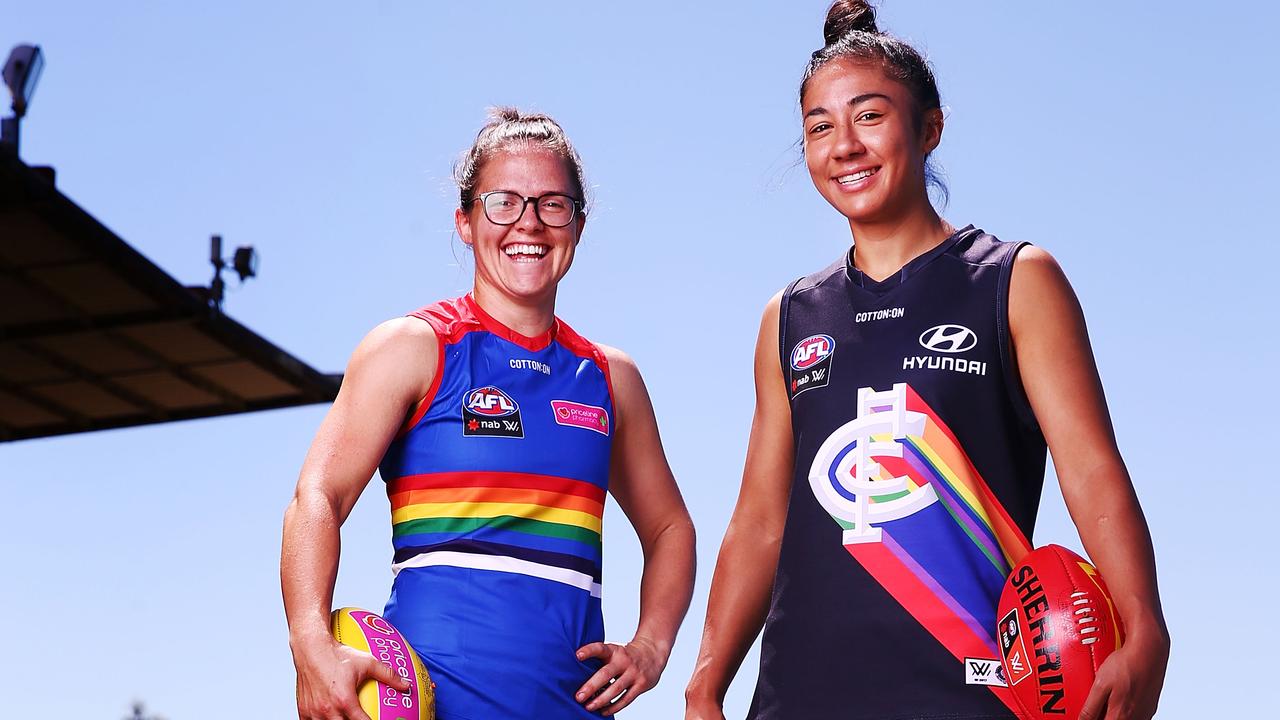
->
<box><xmin>555</xmin><ymin>317</ymin><xmax>616</xmax><ymax>417</ymax></box>
<box><xmin>409</xmin><ymin>295</ymin><xmax>484</xmax><ymax>346</ymax></box>
<box><xmin>397</xmin><ymin>297</ymin><xmax>475</xmax><ymax>438</ymax></box>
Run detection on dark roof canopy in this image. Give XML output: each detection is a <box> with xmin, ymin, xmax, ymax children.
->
<box><xmin>0</xmin><ymin>152</ymin><xmax>340</xmax><ymax>442</ymax></box>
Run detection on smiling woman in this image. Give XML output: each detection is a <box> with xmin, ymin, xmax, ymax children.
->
<box><xmin>453</xmin><ymin>109</ymin><xmax>591</xmax><ymax>318</ymax></box>
<box><xmin>685</xmin><ymin>3</ymin><xmax>1170</xmax><ymax>720</ymax></box>
<box><xmin>281</xmin><ymin>107</ymin><xmax>696</xmax><ymax>720</ymax></box>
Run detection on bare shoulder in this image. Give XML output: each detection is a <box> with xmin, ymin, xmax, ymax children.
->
<box><xmin>758</xmin><ymin>289</ymin><xmax>784</xmax><ymax>341</ymax></box>
<box><xmin>351</xmin><ymin>316</ymin><xmax>437</xmax><ymax>365</ymax></box>
<box><xmin>594</xmin><ymin>342</ymin><xmax>643</xmax><ymax>390</ymax></box>
<box><xmin>1009</xmin><ymin>245</ymin><xmax>1083</xmax><ymax>325</ymax></box>
<box><xmin>764</xmin><ymin>288</ymin><xmax>784</xmax><ymax>314</ymax></box>
<box><xmin>1010</xmin><ymin>245</ymin><xmax>1073</xmax><ymax>296</ymax></box>
<box><xmin>341</xmin><ymin>316</ymin><xmax>439</xmax><ymax>404</ymax></box>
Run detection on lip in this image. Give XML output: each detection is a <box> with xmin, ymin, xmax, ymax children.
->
<box><xmin>832</xmin><ymin>166</ymin><xmax>880</xmax><ymax>192</ymax></box>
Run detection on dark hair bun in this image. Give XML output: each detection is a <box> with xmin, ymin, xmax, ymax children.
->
<box><xmin>488</xmin><ymin>105</ymin><xmax>523</xmax><ymax>123</ymax></box>
<box><xmin>823</xmin><ymin>0</ymin><xmax>879</xmax><ymax>45</ymax></box>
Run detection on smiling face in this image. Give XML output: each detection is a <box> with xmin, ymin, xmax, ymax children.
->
<box><xmin>455</xmin><ymin>147</ymin><xmax>585</xmax><ymax>308</ymax></box>
<box><xmin>802</xmin><ymin>58</ymin><xmax>942</xmax><ymax>227</ymax></box>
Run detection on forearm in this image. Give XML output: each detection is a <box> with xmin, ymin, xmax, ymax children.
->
<box><xmin>685</xmin><ymin>520</ymin><xmax>781</xmax><ymax>706</ymax></box>
<box><xmin>1063</xmin><ymin>462</ymin><xmax>1168</xmax><ymax>648</ymax></box>
<box><xmin>281</xmin><ymin>489</ymin><xmax>343</xmax><ymax>650</ymax></box>
<box><xmin>632</xmin><ymin>518</ymin><xmax>697</xmax><ymax>660</ymax></box>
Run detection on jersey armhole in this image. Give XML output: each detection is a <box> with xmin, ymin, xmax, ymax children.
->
<box><xmin>395</xmin><ymin>311</ymin><xmax>447</xmax><ymax>439</ymax></box>
<box><xmin>997</xmin><ymin>242</ymin><xmax>1041</xmax><ymax>431</ymax></box>
<box><xmin>778</xmin><ymin>277</ymin><xmax>804</xmax><ymax>380</ymax></box>
<box><xmin>593</xmin><ymin>344</ymin><xmax>617</xmax><ymax>434</ymax></box>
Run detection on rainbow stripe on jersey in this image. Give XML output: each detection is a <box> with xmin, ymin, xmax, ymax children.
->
<box><xmin>808</xmin><ymin>382</ymin><xmax>1031</xmax><ymax>712</ymax></box>
<box><xmin>388</xmin><ymin>470</ymin><xmax>606</xmax><ymax>596</ymax></box>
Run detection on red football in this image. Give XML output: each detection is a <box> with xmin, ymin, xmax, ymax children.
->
<box><xmin>996</xmin><ymin>544</ymin><xmax>1125</xmax><ymax>719</ymax></box>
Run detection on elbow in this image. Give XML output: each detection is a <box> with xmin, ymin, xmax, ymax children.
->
<box><xmin>283</xmin><ymin>482</ymin><xmax>342</xmax><ymax>533</ymax></box>
<box><xmin>652</xmin><ymin>513</ymin><xmax>697</xmax><ymax>553</ymax></box>
<box><xmin>728</xmin><ymin>512</ymin><xmax>783</xmax><ymax>548</ymax></box>
<box><xmin>282</xmin><ymin>487</ymin><xmax>316</xmax><ymax>527</ymax></box>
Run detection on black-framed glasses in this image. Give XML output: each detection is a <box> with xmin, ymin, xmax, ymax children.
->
<box><xmin>473</xmin><ymin>190</ymin><xmax>583</xmax><ymax>228</ymax></box>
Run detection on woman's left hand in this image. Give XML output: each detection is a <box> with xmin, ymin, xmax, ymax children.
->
<box><xmin>575</xmin><ymin>636</ymin><xmax>668</xmax><ymax>716</ymax></box>
<box><xmin>1079</xmin><ymin>630</ymin><xmax>1170</xmax><ymax>720</ymax></box>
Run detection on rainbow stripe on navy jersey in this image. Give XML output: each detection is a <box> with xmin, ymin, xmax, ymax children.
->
<box><xmin>378</xmin><ymin>294</ymin><xmax>614</xmax><ymax>719</ymax></box>
<box><xmin>809</xmin><ymin>382</ymin><xmax>1030</xmax><ymax>714</ymax></box>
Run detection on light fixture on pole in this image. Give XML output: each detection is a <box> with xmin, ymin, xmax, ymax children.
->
<box><xmin>203</xmin><ymin>234</ymin><xmax>260</xmax><ymax>312</ymax></box>
<box><xmin>2</xmin><ymin>44</ymin><xmax>45</xmax><ymax>155</ymax></box>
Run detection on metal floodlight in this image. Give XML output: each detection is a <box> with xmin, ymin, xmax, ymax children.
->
<box><xmin>232</xmin><ymin>245</ymin><xmax>259</xmax><ymax>281</ymax></box>
<box><xmin>200</xmin><ymin>235</ymin><xmax>260</xmax><ymax>312</ymax></box>
<box><xmin>2</xmin><ymin>44</ymin><xmax>44</xmax><ymax>155</ymax></box>
<box><xmin>3</xmin><ymin>44</ymin><xmax>44</xmax><ymax>117</ymax></box>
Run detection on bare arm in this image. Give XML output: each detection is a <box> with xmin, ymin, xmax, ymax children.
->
<box><xmin>685</xmin><ymin>293</ymin><xmax>794</xmax><ymax>719</ymax></box>
<box><xmin>575</xmin><ymin>346</ymin><xmax>696</xmax><ymax>716</ymax></box>
<box><xmin>281</xmin><ymin>317</ymin><xmax>437</xmax><ymax>720</ymax></box>
<box><xmin>1010</xmin><ymin>247</ymin><xmax>1170</xmax><ymax>720</ymax></box>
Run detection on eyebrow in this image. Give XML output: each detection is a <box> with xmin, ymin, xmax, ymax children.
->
<box><xmin>804</xmin><ymin>93</ymin><xmax>892</xmax><ymax>119</ymax></box>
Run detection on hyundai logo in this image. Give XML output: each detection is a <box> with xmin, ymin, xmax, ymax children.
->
<box><xmin>918</xmin><ymin>324</ymin><xmax>977</xmax><ymax>353</ymax></box>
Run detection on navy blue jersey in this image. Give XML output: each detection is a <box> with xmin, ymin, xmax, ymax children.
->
<box><xmin>748</xmin><ymin>226</ymin><xmax>1047</xmax><ymax>719</ymax></box>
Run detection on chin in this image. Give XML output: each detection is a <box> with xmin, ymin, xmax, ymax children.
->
<box><xmin>499</xmin><ymin>279</ymin><xmax>558</xmax><ymax>302</ymax></box>
<box><xmin>833</xmin><ymin>202</ymin><xmax>886</xmax><ymax>224</ymax></box>
<box><xmin>835</xmin><ymin>190</ymin><xmax>908</xmax><ymax>225</ymax></box>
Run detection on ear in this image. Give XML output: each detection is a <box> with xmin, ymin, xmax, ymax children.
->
<box><xmin>574</xmin><ymin>214</ymin><xmax>586</xmax><ymax>245</ymax></box>
<box><xmin>455</xmin><ymin>206</ymin><xmax>473</xmax><ymax>246</ymax></box>
<box><xmin>921</xmin><ymin>107</ymin><xmax>944</xmax><ymax>155</ymax></box>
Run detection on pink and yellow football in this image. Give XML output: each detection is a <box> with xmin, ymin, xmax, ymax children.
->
<box><xmin>331</xmin><ymin>607</ymin><xmax>435</xmax><ymax>720</ymax></box>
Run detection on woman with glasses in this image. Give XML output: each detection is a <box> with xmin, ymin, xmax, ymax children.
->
<box><xmin>283</xmin><ymin>107</ymin><xmax>695</xmax><ymax>720</ymax></box>
<box><xmin>685</xmin><ymin>2</ymin><xmax>1169</xmax><ymax>719</ymax></box>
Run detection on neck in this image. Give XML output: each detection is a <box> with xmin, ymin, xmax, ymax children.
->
<box><xmin>847</xmin><ymin>204</ymin><xmax>953</xmax><ymax>282</ymax></box>
<box><xmin>471</xmin><ymin>281</ymin><xmax>557</xmax><ymax>338</ymax></box>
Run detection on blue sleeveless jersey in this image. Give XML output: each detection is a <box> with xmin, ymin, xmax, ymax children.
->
<box><xmin>379</xmin><ymin>294</ymin><xmax>615</xmax><ymax>720</ymax></box>
<box><xmin>749</xmin><ymin>227</ymin><xmax>1047</xmax><ymax>719</ymax></box>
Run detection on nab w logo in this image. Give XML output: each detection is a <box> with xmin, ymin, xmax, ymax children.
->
<box><xmin>918</xmin><ymin>324</ymin><xmax>977</xmax><ymax>353</ymax></box>
<box><xmin>465</xmin><ymin>387</ymin><xmax>519</xmax><ymax>417</ymax></box>
<box><xmin>790</xmin><ymin>334</ymin><xmax>835</xmax><ymax>371</ymax></box>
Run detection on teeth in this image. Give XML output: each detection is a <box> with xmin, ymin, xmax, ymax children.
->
<box><xmin>838</xmin><ymin>168</ymin><xmax>876</xmax><ymax>184</ymax></box>
<box><xmin>503</xmin><ymin>243</ymin><xmax>548</xmax><ymax>257</ymax></box>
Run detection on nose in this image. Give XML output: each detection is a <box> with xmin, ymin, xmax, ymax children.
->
<box><xmin>514</xmin><ymin>197</ymin><xmax>545</xmax><ymax>231</ymax></box>
<box><xmin>831</xmin><ymin>124</ymin><xmax>865</xmax><ymax>161</ymax></box>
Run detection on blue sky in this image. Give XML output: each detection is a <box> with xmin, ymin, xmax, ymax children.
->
<box><xmin>2</xmin><ymin>2</ymin><xmax>1276</xmax><ymax>717</ymax></box>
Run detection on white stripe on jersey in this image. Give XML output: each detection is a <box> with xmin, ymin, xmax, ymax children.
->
<box><xmin>392</xmin><ymin>550</ymin><xmax>603</xmax><ymax>597</ymax></box>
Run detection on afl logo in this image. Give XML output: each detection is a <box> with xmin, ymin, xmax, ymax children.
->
<box><xmin>919</xmin><ymin>324</ymin><xmax>977</xmax><ymax>353</ymax></box>
<box><xmin>464</xmin><ymin>386</ymin><xmax>519</xmax><ymax>417</ymax></box>
<box><xmin>791</xmin><ymin>334</ymin><xmax>835</xmax><ymax>371</ymax></box>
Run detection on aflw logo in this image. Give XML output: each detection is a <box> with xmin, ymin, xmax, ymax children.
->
<box><xmin>918</xmin><ymin>324</ymin><xmax>977</xmax><ymax>353</ymax></box>
<box><xmin>791</xmin><ymin>334</ymin><xmax>834</xmax><ymax>371</ymax></box>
